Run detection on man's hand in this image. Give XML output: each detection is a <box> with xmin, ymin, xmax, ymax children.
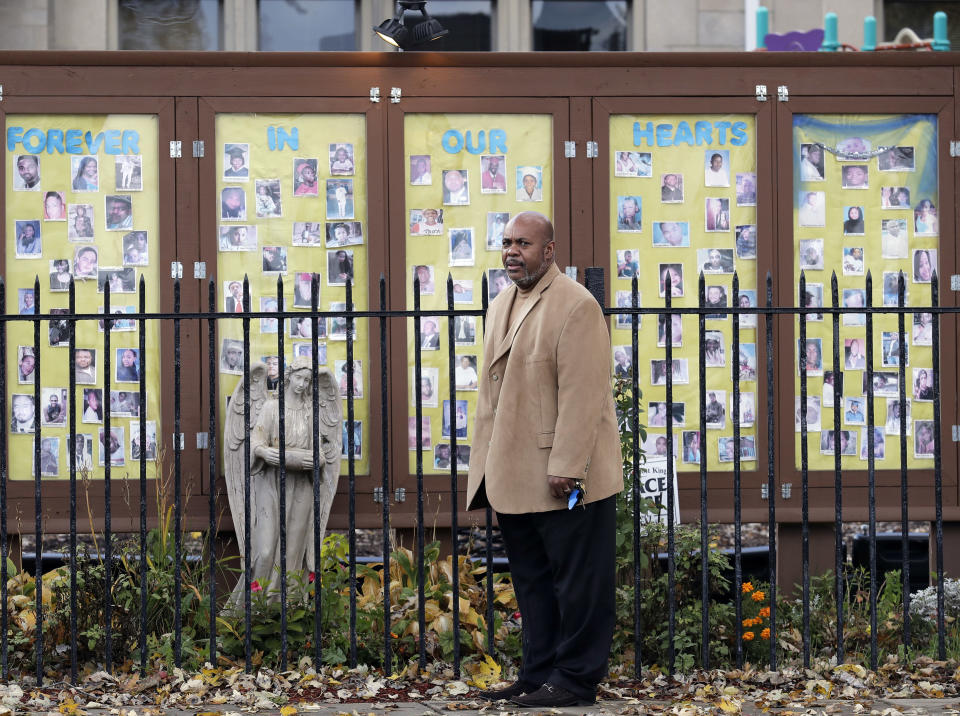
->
<box><xmin>548</xmin><ymin>475</ymin><xmax>578</xmax><ymax>500</ymax></box>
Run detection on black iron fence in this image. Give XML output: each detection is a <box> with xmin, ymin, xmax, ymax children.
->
<box><xmin>0</xmin><ymin>267</ymin><xmax>950</xmax><ymax>683</ymax></box>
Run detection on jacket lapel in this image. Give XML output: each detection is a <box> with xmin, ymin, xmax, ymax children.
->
<box><xmin>489</xmin><ymin>264</ymin><xmax>561</xmax><ymax>368</ymax></box>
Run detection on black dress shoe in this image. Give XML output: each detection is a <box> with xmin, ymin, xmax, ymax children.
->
<box><xmin>478</xmin><ymin>681</ymin><xmax>537</xmax><ymax>700</ymax></box>
<box><xmin>510</xmin><ymin>683</ymin><xmax>595</xmax><ymax>707</ymax></box>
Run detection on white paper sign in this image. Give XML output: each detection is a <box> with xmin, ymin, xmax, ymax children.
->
<box><xmin>638</xmin><ymin>457</ymin><xmax>680</xmax><ymax>525</ymax></box>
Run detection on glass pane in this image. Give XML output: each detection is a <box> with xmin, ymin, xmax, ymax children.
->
<box><xmin>608</xmin><ymin>114</ymin><xmax>759</xmax><ymax>471</ymax></box>
<box><xmin>532</xmin><ymin>0</ymin><xmax>628</xmax><ymax>51</ymax></box>
<box><xmin>884</xmin><ymin>3</ymin><xmax>960</xmax><ymax>50</ymax></box>
<box><xmin>5</xmin><ymin>114</ymin><xmax>163</xmax><ymax>479</ymax></box>
<box><xmin>119</xmin><ymin>0</ymin><xmax>221</xmax><ymax>51</ymax></box>
<box><xmin>259</xmin><ymin>0</ymin><xmax>356</xmax><ymax>51</ymax></box>
<box><xmin>415</xmin><ymin>1</ymin><xmax>492</xmax><ymax>51</ymax></box>
<box><xmin>792</xmin><ymin>115</ymin><xmax>939</xmax><ymax>469</ymax></box>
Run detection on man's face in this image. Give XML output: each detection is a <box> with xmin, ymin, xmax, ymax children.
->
<box><xmin>230</xmin><ymin>155</ymin><xmax>243</xmax><ymax>171</ymax></box>
<box><xmin>23</xmin><ymin>292</ymin><xmax>34</xmax><ymax>308</ymax></box>
<box><xmin>109</xmin><ymin>199</ymin><xmax>130</xmax><ymax>224</ymax></box>
<box><xmin>17</xmin><ymin>156</ymin><xmax>38</xmax><ymax>185</ymax></box>
<box><xmin>460</xmin><ymin>356</ymin><xmax>470</xmax><ymax>369</ymax></box>
<box><xmin>487</xmin><ymin>157</ymin><xmax>500</xmax><ymax>174</ymax></box>
<box><xmin>49</xmin><ymin>395</ymin><xmax>59</xmax><ymax>407</ymax></box>
<box><xmin>624</xmin><ymin>251</ymin><xmax>632</xmax><ymax>263</ymax></box>
<box><xmin>808</xmin><ymin>148</ymin><xmax>821</xmax><ymax>164</ymax></box>
<box><xmin>522</xmin><ymin>174</ymin><xmax>537</xmax><ymax>194</ymax></box>
<box><xmin>711</xmin><ymin>155</ymin><xmax>722</xmax><ymax>171</ymax></box>
<box><xmin>709</xmin><ymin>250</ymin><xmax>722</xmax><ymax>267</ymax></box>
<box><xmin>45</xmin><ymin>195</ymin><xmax>62</xmax><ymax>217</ymax></box>
<box><xmin>13</xmin><ymin>397</ymin><xmax>33</xmax><ymax>422</ymax></box>
<box><xmin>20</xmin><ymin>355</ymin><xmax>34</xmax><ymax>375</ymax></box>
<box><xmin>415</xmin><ymin>159</ymin><xmax>427</xmax><ymax>176</ymax></box>
<box><xmin>417</xmin><ymin>266</ymin><xmax>430</xmax><ymax>283</ymax></box>
<box><xmin>621</xmin><ymin>198</ymin><xmax>637</xmax><ymax>218</ymax></box>
<box><xmin>75</xmin><ymin>350</ymin><xmax>92</xmax><ymax>368</ymax></box>
<box><xmin>334</xmin><ymin>225</ymin><xmax>347</xmax><ymax>241</ymax></box>
<box><xmin>851</xmin><ymin>402</ymin><xmax>860</xmax><ymax>414</ymax></box>
<box><xmin>725</xmin><ymin>441</ymin><xmax>736</xmax><ymax>459</ymax></box>
<box><xmin>77</xmin><ymin>250</ymin><xmax>96</xmax><ymax>274</ymax></box>
<box><xmin>230</xmin><ymin>283</ymin><xmax>242</xmax><ymax>299</ymax></box>
<box><xmin>845</xmin><ymin>166</ymin><xmax>866</xmax><ymax>186</ymax></box>
<box><xmin>664</xmin><ymin>174</ymin><xmax>677</xmax><ymax>188</ymax></box>
<box><xmin>444</xmin><ymin>171</ymin><xmax>464</xmax><ymax>193</ymax></box>
<box><xmin>655</xmin><ymin>437</ymin><xmax>667</xmax><ymax>455</ymax></box>
<box><xmin>423</xmin><ymin>321</ymin><xmax>437</xmax><ymax>335</ymax></box>
<box><xmin>806</xmin><ymin>343</ymin><xmax>818</xmax><ymax>363</ymax></box>
<box><xmin>224</xmin><ymin>190</ymin><xmax>242</xmax><ymax>210</ymax></box>
<box><xmin>423</xmin><ymin>210</ymin><xmax>438</xmax><ymax>225</ymax></box>
<box><xmin>661</xmin><ymin>222</ymin><xmax>682</xmax><ymax>245</ymax></box>
<box><xmin>226</xmin><ymin>347</ymin><xmax>242</xmax><ymax>368</ymax></box>
<box><xmin>502</xmin><ymin>215</ymin><xmax>554</xmax><ymax>289</ymax></box>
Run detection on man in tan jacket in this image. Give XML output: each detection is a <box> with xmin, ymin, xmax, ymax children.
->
<box><xmin>467</xmin><ymin>212</ymin><xmax>622</xmax><ymax>707</ymax></box>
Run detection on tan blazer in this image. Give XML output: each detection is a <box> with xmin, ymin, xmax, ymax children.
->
<box><xmin>466</xmin><ymin>263</ymin><xmax>623</xmax><ymax>514</ymax></box>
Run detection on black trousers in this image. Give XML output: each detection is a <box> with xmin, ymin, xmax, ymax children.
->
<box><xmin>497</xmin><ymin>495</ymin><xmax>616</xmax><ymax>700</ymax></box>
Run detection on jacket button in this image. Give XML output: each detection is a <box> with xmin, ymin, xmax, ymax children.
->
<box><xmin>491</xmin><ymin>374</ymin><xmax>499</xmax><ymax>381</ymax></box>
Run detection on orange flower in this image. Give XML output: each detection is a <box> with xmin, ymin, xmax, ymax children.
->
<box><xmin>741</xmin><ymin>582</ymin><xmax>754</xmax><ymax>593</ymax></box>
<box><xmin>751</xmin><ymin>590</ymin><xmax>765</xmax><ymax>602</ymax></box>
<box><xmin>761</xmin><ymin>628</ymin><xmax>770</xmax><ymax>639</ymax></box>
<box><xmin>742</xmin><ymin>618</ymin><xmax>753</xmax><ymax>628</ymax></box>
<box><xmin>743</xmin><ymin>631</ymin><xmax>755</xmax><ymax>641</ymax></box>
<box><xmin>759</xmin><ymin>606</ymin><xmax>771</xmax><ymax>618</ymax></box>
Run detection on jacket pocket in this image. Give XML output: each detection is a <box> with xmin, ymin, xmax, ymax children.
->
<box><xmin>536</xmin><ymin>431</ymin><xmax>554</xmax><ymax>448</ymax></box>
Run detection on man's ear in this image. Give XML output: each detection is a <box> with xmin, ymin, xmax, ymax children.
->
<box><xmin>544</xmin><ymin>240</ymin><xmax>556</xmax><ymax>261</ymax></box>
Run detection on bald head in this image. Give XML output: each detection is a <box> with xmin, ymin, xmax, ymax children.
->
<box><xmin>501</xmin><ymin>211</ymin><xmax>555</xmax><ymax>289</ymax></box>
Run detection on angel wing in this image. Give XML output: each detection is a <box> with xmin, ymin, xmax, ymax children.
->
<box><xmin>223</xmin><ymin>363</ymin><xmax>269</xmax><ymax>560</ymax></box>
<box><xmin>315</xmin><ymin>368</ymin><xmax>343</xmax><ymax>466</ymax></box>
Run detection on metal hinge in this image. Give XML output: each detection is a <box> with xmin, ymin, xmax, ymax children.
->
<box><xmin>564</xmin><ymin>141</ymin><xmax>576</xmax><ymax>158</ymax></box>
<box><xmin>174</xmin><ymin>433</ymin><xmax>185</xmax><ymax>450</ymax></box>
<box><xmin>761</xmin><ymin>483</ymin><xmax>769</xmax><ymax>500</ymax></box>
<box><xmin>369</xmin><ymin>87</ymin><xmax>380</xmax><ymax>103</ymax></box>
<box><xmin>192</xmin><ymin>140</ymin><xmax>205</xmax><ymax>158</ymax></box>
<box><xmin>755</xmin><ymin>84</ymin><xmax>767</xmax><ymax>102</ymax></box>
<box><xmin>777</xmin><ymin>85</ymin><xmax>789</xmax><ymax>102</ymax></box>
<box><xmin>586</xmin><ymin>141</ymin><xmax>598</xmax><ymax>158</ymax></box>
<box><xmin>196</xmin><ymin>432</ymin><xmax>209</xmax><ymax>449</ymax></box>
<box><xmin>394</xmin><ymin>487</ymin><xmax>406</xmax><ymax>503</ymax></box>
<box><xmin>951</xmin><ymin>141</ymin><xmax>960</xmax><ymax>157</ymax></box>
<box><xmin>781</xmin><ymin>483</ymin><xmax>792</xmax><ymax>499</ymax></box>
<box><xmin>194</xmin><ymin>262</ymin><xmax>207</xmax><ymax>280</ymax></box>
<box><xmin>950</xmin><ymin>274</ymin><xmax>960</xmax><ymax>290</ymax></box>
<box><xmin>169</xmin><ymin>140</ymin><xmax>182</xmax><ymax>158</ymax></box>
<box><xmin>373</xmin><ymin>487</ymin><xmax>384</xmax><ymax>503</ymax></box>
<box><xmin>952</xmin><ymin>425</ymin><xmax>960</xmax><ymax>442</ymax></box>
<box><xmin>390</xmin><ymin>87</ymin><xmax>401</xmax><ymax>103</ymax></box>
<box><xmin>171</xmin><ymin>261</ymin><xmax>183</xmax><ymax>279</ymax></box>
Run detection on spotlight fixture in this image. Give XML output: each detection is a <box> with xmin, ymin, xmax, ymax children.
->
<box><xmin>374</xmin><ymin>1</ymin><xmax>449</xmax><ymax>51</ymax></box>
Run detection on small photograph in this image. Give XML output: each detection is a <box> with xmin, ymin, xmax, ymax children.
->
<box><xmin>480</xmin><ymin>154</ymin><xmax>507</xmax><ymax>193</ymax></box>
<box><xmin>70</xmin><ymin>434</ymin><xmax>94</xmax><ymax>471</ymax></box>
<box><xmin>223</xmin><ymin>280</ymin><xmax>249</xmax><ymax>312</ymax></box>
<box><xmin>879</xmin><ymin>146</ymin><xmax>915</xmax><ymax>171</ymax></box>
<box><xmin>915</xmin><ymin>420</ymin><xmax>936</xmax><ymax>458</ymax></box>
<box><xmin>433</xmin><ymin>443</ymin><xmax>452</xmax><ymax>468</ymax></box>
<box><xmin>456</xmin><ymin>445</ymin><xmax>471</xmax><ymax>469</ymax></box>
<box><xmin>412</xmin><ymin>264</ymin><xmax>435</xmax><ymax>294</ymax></box>
<box><xmin>110</xmin><ymin>390</ymin><xmax>141</xmax><ymax>418</ymax></box>
<box><xmin>289</xmin><ymin>314</ymin><xmax>316</xmax><ymax>340</ymax></box>
<box><xmin>43</xmin><ymin>191</ymin><xmax>66</xmax><ymax>221</ymax></box>
<box><xmin>842</xmin><ymin>247</ymin><xmax>865</xmax><ymax>276</ymax></box>
<box><xmin>17</xmin><ymin>288</ymin><xmax>36</xmax><ymax>315</ymax></box>
<box><xmin>74</xmin><ymin>348</ymin><xmax>98</xmax><ymax>384</ymax></box>
<box><xmin>292</xmin><ymin>341</ymin><xmax>327</xmax><ymax>363</ymax></box>
<box><xmin>913</xmin><ymin>368</ymin><xmax>935</xmax><ymax>401</ymax></box>
<box><xmin>261</xmin><ymin>245</ymin><xmax>288</xmax><ymax>273</ymax></box>
<box><xmin>704</xmin><ymin>390</ymin><xmax>726</xmax><ymax>429</ymax></box>
<box><xmin>914</xmin><ymin>198</ymin><xmax>938</xmax><ymax>236</ymax></box>
<box><xmin>15</xmin><ymin>220</ymin><xmax>42</xmax><ymax>257</ymax></box>
<box><xmin>122</xmin><ymin>231</ymin><xmax>149</xmax><ymax>266</ymax></box>
<box><xmin>449</xmin><ymin>228</ymin><xmax>475</xmax><ymax>266</ymax></box>
<box><xmin>442</xmin><ymin>399</ymin><xmax>469</xmax><ymax>439</ymax></box>
<box><xmin>798</xmin><ymin>191</ymin><xmax>825</xmax><ymax>227</ymax></box>
<box><xmin>798</xmin><ymin>239</ymin><xmax>824</xmax><ymax>270</ymax></box>
<box><xmin>341</xmin><ymin>421</ymin><xmax>363</xmax><ymax>460</ymax></box>
<box><xmin>616</xmin><ymin>249</ymin><xmax>640</xmax><ymax>278</ymax></box>
<box><xmin>885</xmin><ymin>398</ymin><xmax>912</xmax><ymax>436</ymax></box>
<box><xmin>101</xmin><ymin>306</ymin><xmax>138</xmax><ymax>332</ymax></box>
<box><xmin>844</xmin><ymin>337</ymin><xmax>867</xmax><ymax>370</ymax></box>
<box><xmin>705</xmin><ymin>285</ymin><xmax>728</xmax><ymax>319</ymax></box>
<box><xmin>223</xmin><ymin>143</ymin><xmax>249</xmax><ymax>180</ymax></box>
<box><xmin>327</xmin><ymin>249</ymin><xmax>354</xmax><ymax>285</ymax></box>
<box><xmin>292</xmin><ymin>222</ymin><xmax>324</xmax><ymax>246</ymax></box>
<box><xmin>650</xmin><ymin>358</ymin><xmax>689</xmax><ymax>386</ymax></box>
<box><xmin>648</xmin><ymin>401</ymin><xmax>685</xmax><ymax>427</ymax></box>
<box><xmin>292</xmin><ymin>272</ymin><xmax>317</xmax><ymax>308</ymax></box>
<box><xmin>13</xmin><ymin>154</ymin><xmax>40</xmax><ymax>191</ymax></box>
<box><xmin>327</xmin><ymin>302</ymin><xmax>353</xmax><ymax>341</ymax></box>
<box><xmin>419</xmin><ymin>316</ymin><xmax>442</xmax><ymax>350</ymax></box>
<box><xmin>254</xmin><ymin>179</ymin><xmax>282</xmax><ymax>218</ymax></box>
<box><xmin>453</xmin><ymin>279</ymin><xmax>474</xmax><ymax>304</ymax></box>
<box><xmin>410</xmin><ymin>208</ymin><xmax>444</xmax><ymax>237</ymax></box>
<box><xmin>864</xmin><ymin>372</ymin><xmax>900</xmax><ymax>398</ymax></box>
<box><xmin>49</xmin><ymin>259</ymin><xmax>73</xmax><ymax>292</ymax></box>
<box><xmin>330</xmin><ymin>143</ymin><xmax>355</xmax><ymax>176</ymax></box>
<box><xmin>260</xmin><ymin>296</ymin><xmax>280</xmax><ymax>334</ymax></box>
<box><xmin>881</xmin><ymin>218</ymin><xmax>909</xmax><ymax>259</ymax></box>
<box><xmin>453</xmin><ymin>315</ymin><xmax>476</xmax><ymax>345</ymax></box>
<box><xmin>37</xmin><ymin>437</ymin><xmax>60</xmax><ymax>477</ymax></box>
<box><xmin>10</xmin><ymin>394</ymin><xmax>36</xmax><ymax>433</ymax></box>
<box><xmin>704</xmin><ymin>150</ymin><xmax>730</xmax><ymax>187</ymax></box>
<box><xmin>130</xmin><ymin>420</ymin><xmax>158</xmax><ymax>461</ymax></box>
<box><xmin>837</xmin><ymin>137</ymin><xmax>872</xmax><ymax>158</ymax></box>
<box><xmin>842</xmin><ymin>289</ymin><xmax>866</xmax><ymax>327</ymax></box>
<box><xmin>735</xmin><ymin>225</ymin><xmax>757</xmax><ymax>259</ymax></box>
<box><xmin>843</xmin><ymin>396</ymin><xmax>866</xmax><ymax>426</ymax></box>
<box><xmin>859</xmin><ymin>427</ymin><xmax>886</xmax><ymax>461</ymax></box>
<box><xmin>105</xmin><ymin>195</ymin><xmax>133</xmax><ymax>231</ymax></box>
<box><xmin>658</xmin><ymin>314</ymin><xmax>684</xmax><ymax>348</ymax></box>
<box><xmin>681</xmin><ymin>431</ymin><xmax>701</xmax><ymax>464</ymax></box>
<box><xmin>17</xmin><ymin>347</ymin><xmax>35</xmax><ymax>384</ymax></box>
<box><xmin>652</xmin><ymin>221</ymin><xmax>689</xmax><ymax>247</ymax></box>
<box><xmin>614</xmin><ymin>290</ymin><xmax>640</xmax><ymax>330</ymax></box>
<box><xmin>732</xmin><ymin>391</ymin><xmax>756</xmax><ymax>427</ymax></box>
<box><xmin>410</xmin><ymin>154</ymin><xmax>432</xmax><ymax>185</ymax></box>
<box><xmin>414</xmin><ymin>366</ymin><xmax>440</xmax><ymax>408</ymax></box>
<box><xmin>292</xmin><ymin>158</ymin><xmax>319</xmax><ymax>196</ymax></box>
<box><xmin>486</xmin><ymin>212</ymin><xmax>509</xmax><ymax>250</ymax></box>
<box><xmin>219</xmin><ymin>225</ymin><xmax>258</xmax><ymax>252</ymax></box>
<box><xmin>67</xmin><ymin>204</ymin><xmax>95</xmax><ymax>241</ymax></box>
<box><xmin>703</xmin><ymin>330</ymin><xmax>724</xmax><ymax>367</ymax></box>
<box><xmin>616</xmin><ymin>196</ymin><xmax>642</xmax><ymax>232</ymax></box>
<box><xmin>658</xmin><ymin>263</ymin><xmax>683</xmax><ymax>298</ymax></box>
<box><xmin>705</xmin><ymin>197</ymin><xmax>730</xmax><ymax>231</ymax></box>
<box><xmin>736</xmin><ymin>173</ymin><xmax>757</xmax><ymax>205</ymax></box>
<box><xmin>326</xmin><ymin>179</ymin><xmax>354</xmax><ymax>219</ymax></box>
<box><xmin>220</xmin><ymin>338</ymin><xmax>244</xmax><ymax>375</ymax></box>
<box><xmin>843</xmin><ymin>206</ymin><xmax>865</xmax><ymax>235</ymax></box>
<box><xmin>97</xmin><ymin>267</ymin><xmax>136</xmax><ymax>293</ymax></box>
<box><xmin>644</xmin><ymin>434</ymin><xmax>668</xmax><ymax>459</ymax></box>
<box><xmin>799</xmin><ymin>143</ymin><xmax>825</xmax><ymax>181</ymax></box>
<box><xmin>455</xmin><ymin>355</ymin><xmax>479</xmax><ymax>391</ymax></box>
<box><xmin>516</xmin><ymin>166</ymin><xmax>543</xmax><ymax>202</ymax></box>
<box><xmin>717</xmin><ymin>437</ymin><xmax>738</xmax><ymax>463</ymax></box>
<box><xmin>71</xmin><ymin>155</ymin><xmax>99</xmax><ymax>192</ymax></box>
<box><xmin>40</xmin><ymin>387</ymin><xmax>67</xmax><ymax>427</ymax></box>
<box><xmin>442</xmin><ymin>170</ymin><xmax>470</xmax><ymax>206</ymax></box>
<box><xmin>221</xmin><ymin>187</ymin><xmax>246</xmax><ymax>220</ymax></box>
<box><xmin>820</xmin><ymin>430</ymin><xmax>857</xmax><ymax>456</ymax></box>
<box><xmin>699</xmin><ymin>248</ymin><xmax>735</xmax><ymax>274</ymax></box>
<box><xmin>488</xmin><ymin>268</ymin><xmax>510</xmax><ymax>301</ymax></box>
<box><xmin>660</xmin><ymin>173</ymin><xmax>684</xmax><ymax>203</ymax></box>
<box><xmin>841</xmin><ymin>164</ymin><xmax>869</xmax><ymax>189</ymax></box>
<box><xmin>795</xmin><ymin>395</ymin><xmax>822</xmax><ymax>432</ymax></box>
<box><xmin>116</xmin><ymin>347</ymin><xmax>141</xmax><ymax>382</ymax></box>
<box><xmin>81</xmin><ymin>388</ymin><xmax>104</xmax><ymax>424</ymax></box>
<box><xmin>736</xmin><ymin>343</ymin><xmax>757</xmax><ymax>381</ymax></box>
<box><xmin>913</xmin><ymin>248</ymin><xmax>936</xmax><ymax>284</ymax></box>
<box><xmin>49</xmin><ymin>309</ymin><xmax>70</xmax><ymax>347</ymax></box>
<box><xmin>612</xmin><ymin>347</ymin><xmax>633</xmax><ymax>379</ymax></box>
<box><xmin>115</xmin><ymin>155</ymin><xmax>143</xmax><ymax>191</ymax></box>
<box><xmin>408</xmin><ymin>416</ymin><xmax>432</xmax><ymax>451</ymax></box>
<box><xmin>881</xmin><ymin>186</ymin><xmax>911</xmax><ymax>209</ymax></box>
<box><xmin>737</xmin><ymin>290</ymin><xmax>757</xmax><ymax>328</ymax></box>
<box><xmin>913</xmin><ymin>312</ymin><xmax>934</xmax><ymax>346</ymax></box>
<box><xmin>798</xmin><ymin>337</ymin><xmax>824</xmax><ymax>376</ymax></box>
<box><xmin>99</xmin><ymin>426</ymin><xmax>126</xmax><ymax>467</ymax></box>
<box><xmin>881</xmin><ymin>331</ymin><xmax>908</xmax><ymax>367</ymax></box>
<box><xmin>335</xmin><ymin>359</ymin><xmax>363</xmax><ymax>399</ymax></box>
<box><xmin>615</xmin><ymin>151</ymin><xmax>652</xmax><ymax>178</ymax></box>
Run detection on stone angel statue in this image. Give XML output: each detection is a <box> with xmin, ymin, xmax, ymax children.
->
<box><xmin>224</xmin><ymin>356</ymin><xmax>342</xmax><ymax>605</ymax></box>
